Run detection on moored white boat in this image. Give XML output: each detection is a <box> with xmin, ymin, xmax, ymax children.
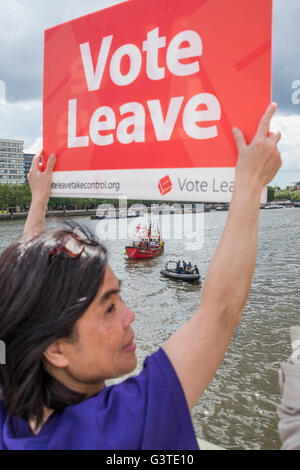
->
<box><xmin>263</xmin><ymin>204</ymin><xmax>284</xmax><ymax>209</ymax></box>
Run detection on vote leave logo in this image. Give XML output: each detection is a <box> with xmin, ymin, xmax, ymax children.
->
<box><xmin>158</xmin><ymin>175</ymin><xmax>172</xmax><ymax>196</ymax></box>
<box><xmin>43</xmin><ymin>0</ymin><xmax>272</xmax><ymax>179</ymax></box>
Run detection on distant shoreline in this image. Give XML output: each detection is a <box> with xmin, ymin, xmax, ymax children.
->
<box><xmin>0</xmin><ymin>209</ymin><xmax>97</xmax><ymax>221</ymax></box>
<box><xmin>0</xmin><ymin>203</ymin><xmax>298</xmax><ymax>222</ymax></box>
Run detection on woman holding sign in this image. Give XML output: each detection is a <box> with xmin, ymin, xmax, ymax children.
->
<box><xmin>0</xmin><ymin>104</ymin><xmax>281</xmax><ymax>450</ymax></box>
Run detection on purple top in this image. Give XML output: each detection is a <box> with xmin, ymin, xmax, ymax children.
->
<box><xmin>0</xmin><ymin>348</ymin><xmax>199</xmax><ymax>450</ymax></box>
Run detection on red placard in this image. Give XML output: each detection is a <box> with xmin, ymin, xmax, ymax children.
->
<box><xmin>43</xmin><ymin>0</ymin><xmax>272</xmax><ymax>201</ymax></box>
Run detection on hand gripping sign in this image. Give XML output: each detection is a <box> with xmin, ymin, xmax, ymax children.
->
<box><xmin>43</xmin><ymin>0</ymin><xmax>272</xmax><ymax>202</ymax></box>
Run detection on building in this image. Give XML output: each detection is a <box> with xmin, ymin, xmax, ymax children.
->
<box><xmin>293</xmin><ymin>182</ymin><xmax>300</xmax><ymax>191</ymax></box>
<box><xmin>286</xmin><ymin>182</ymin><xmax>300</xmax><ymax>191</ymax></box>
<box><xmin>23</xmin><ymin>153</ymin><xmax>34</xmax><ymax>183</ymax></box>
<box><xmin>0</xmin><ymin>138</ymin><xmax>25</xmax><ymax>184</ymax></box>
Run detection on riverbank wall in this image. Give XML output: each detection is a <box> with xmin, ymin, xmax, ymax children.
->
<box><xmin>0</xmin><ymin>209</ymin><xmax>97</xmax><ymax>221</ymax></box>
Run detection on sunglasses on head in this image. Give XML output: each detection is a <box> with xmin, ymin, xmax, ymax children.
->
<box><xmin>49</xmin><ymin>229</ymin><xmax>87</xmax><ymax>259</ymax></box>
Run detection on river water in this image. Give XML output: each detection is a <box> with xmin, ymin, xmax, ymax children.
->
<box><xmin>0</xmin><ymin>207</ymin><xmax>299</xmax><ymax>450</ymax></box>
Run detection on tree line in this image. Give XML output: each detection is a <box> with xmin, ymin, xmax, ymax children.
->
<box><xmin>0</xmin><ymin>183</ymin><xmax>163</xmax><ymax>211</ymax></box>
<box><xmin>268</xmin><ymin>186</ymin><xmax>300</xmax><ymax>202</ymax></box>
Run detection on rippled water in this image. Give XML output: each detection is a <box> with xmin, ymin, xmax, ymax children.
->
<box><xmin>1</xmin><ymin>208</ymin><xmax>299</xmax><ymax>450</ymax></box>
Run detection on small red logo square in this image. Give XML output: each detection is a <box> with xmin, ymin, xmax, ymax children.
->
<box><xmin>158</xmin><ymin>175</ymin><xmax>172</xmax><ymax>196</ymax></box>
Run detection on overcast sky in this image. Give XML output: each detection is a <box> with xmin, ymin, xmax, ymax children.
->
<box><xmin>0</xmin><ymin>0</ymin><xmax>299</xmax><ymax>186</ymax></box>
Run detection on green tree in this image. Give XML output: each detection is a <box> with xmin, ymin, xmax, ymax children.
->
<box><xmin>0</xmin><ymin>184</ymin><xmax>10</xmax><ymax>209</ymax></box>
<box><xmin>274</xmin><ymin>190</ymin><xmax>291</xmax><ymax>200</ymax></box>
<box><xmin>291</xmin><ymin>191</ymin><xmax>300</xmax><ymax>202</ymax></box>
<box><xmin>267</xmin><ymin>186</ymin><xmax>275</xmax><ymax>202</ymax></box>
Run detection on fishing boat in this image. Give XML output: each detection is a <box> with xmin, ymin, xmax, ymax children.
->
<box><xmin>160</xmin><ymin>261</ymin><xmax>201</xmax><ymax>282</ymax></box>
<box><xmin>125</xmin><ymin>222</ymin><xmax>164</xmax><ymax>259</ymax></box>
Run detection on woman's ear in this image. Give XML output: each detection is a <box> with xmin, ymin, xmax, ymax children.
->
<box><xmin>43</xmin><ymin>340</ymin><xmax>70</xmax><ymax>368</ymax></box>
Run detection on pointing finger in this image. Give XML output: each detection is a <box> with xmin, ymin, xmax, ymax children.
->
<box><xmin>31</xmin><ymin>151</ymin><xmax>43</xmax><ymax>172</ymax></box>
<box><xmin>255</xmin><ymin>103</ymin><xmax>277</xmax><ymax>138</ymax></box>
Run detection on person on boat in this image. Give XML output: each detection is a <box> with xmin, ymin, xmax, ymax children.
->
<box><xmin>187</xmin><ymin>262</ymin><xmax>192</xmax><ymax>272</ymax></box>
<box><xmin>0</xmin><ymin>103</ymin><xmax>281</xmax><ymax>450</ymax></box>
<box><xmin>176</xmin><ymin>260</ymin><xmax>182</xmax><ymax>274</ymax></box>
<box><xmin>149</xmin><ymin>238</ymin><xmax>155</xmax><ymax>248</ymax></box>
<box><xmin>152</xmin><ymin>240</ymin><xmax>159</xmax><ymax>249</ymax></box>
<box><xmin>182</xmin><ymin>260</ymin><xmax>187</xmax><ymax>273</ymax></box>
<box><xmin>193</xmin><ymin>265</ymin><xmax>200</xmax><ymax>275</ymax></box>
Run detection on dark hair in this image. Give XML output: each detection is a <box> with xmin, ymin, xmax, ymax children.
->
<box><xmin>0</xmin><ymin>224</ymin><xmax>107</xmax><ymax>427</ymax></box>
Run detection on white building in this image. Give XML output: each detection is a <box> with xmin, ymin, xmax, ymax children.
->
<box><xmin>0</xmin><ymin>138</ymin><xmax>25</xmax><ymax>184</ymax></box>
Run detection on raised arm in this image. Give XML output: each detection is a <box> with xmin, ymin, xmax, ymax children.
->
<box><xmin>162</xmin><ymin>103</ymin><xmax>282</xmax><ymax>410</ymax></box>
<box><xmin>23</xmin><ymin>152</ymin><xmax>56</xmax><ymax>239</ymax></box>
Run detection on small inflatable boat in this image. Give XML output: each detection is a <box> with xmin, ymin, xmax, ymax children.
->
<box><xmin>160</xmin><ymin>261</ymin><xmax>201</xmax><ymax>282</ymax></box>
